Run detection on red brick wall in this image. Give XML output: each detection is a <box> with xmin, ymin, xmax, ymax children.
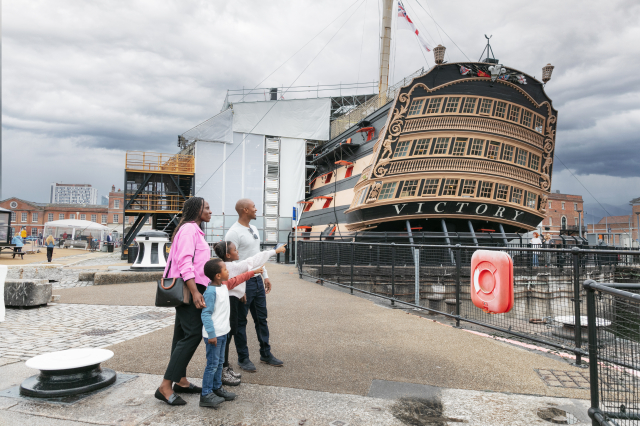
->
<box><xmin>542</xmin><ymin>193</ymin><xmax>584</xmax><ymax>237</ymax></box>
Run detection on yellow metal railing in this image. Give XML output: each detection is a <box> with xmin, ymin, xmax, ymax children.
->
<box><xmin>126</xmin><ymin>151</ymin><xmax>195</xmax><ymax>174</ymax></box>
<box><xmin>125</xmin><ymin>194</ymin><xmax>189</xmax><ymax>213</ymax></box>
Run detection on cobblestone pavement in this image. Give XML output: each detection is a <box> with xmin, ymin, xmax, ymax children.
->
<box><xmin>0</xmin><ymin>304</ymin><xmax>174</xmax><ymax>360</ymax></box>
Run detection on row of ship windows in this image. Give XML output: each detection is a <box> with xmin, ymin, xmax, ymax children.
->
<box><xmin>355</xmin><ymin>178</ymin><xmax>538</xmax><ymax>208</ymax></box>
<box><xmin>392</xmin><ymin>137</ymin><xmax>541</xmax><ymax>171</ymax></box>
<box><xmin>406</xmin><ymin>95</ymin><xmax>545</xmax><ymax>133</ymax></box>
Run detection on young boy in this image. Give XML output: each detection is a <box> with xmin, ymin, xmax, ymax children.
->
<box><xmin>199</xmin><ymin>258</ymin><xmax>262</xmax><ymax>408</ymax></box>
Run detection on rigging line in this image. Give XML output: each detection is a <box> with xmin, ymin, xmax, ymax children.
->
<box><xmin>414</xmin><ymin>0</ymin><xmax>470</xmax><ymax>62</ymax></box>
<box><xmin>403</xmin><ymin>0</ymin><xmax>437</xmax><ymax>47</ymax></box>
<box><xmin>195</xmin><ymin>0</ymin><xmax>367</xmax><ymax>195</ymax></box>
<box><xmin>237</xmin><ymin>0</ymin><xmax>363</xmax><ymax>104</ymax></box>
<box><xmin>355</xmin><ymin>0</ymin><xmax>368</xmax><ymax>96</ymax></box>
<box><xmin>411</xmin><ymin>28</ymin><xmax>430</xmax><ymax>67</ymax></box>
<box><xmin>418</xmin><ymin>0</ymin><xmax>448</xmax><ymax>62</ymax></box>
<box><xmin>553</xmin><ymin>153</ymin><xmax>613</xmax><ymax>220</ymax></box>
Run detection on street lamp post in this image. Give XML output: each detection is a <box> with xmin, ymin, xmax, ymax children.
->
<box><xmin>576</xmin><ymin>209</ymin><xmax>583</xmax><ymax>239</ymax></box>
<box><xmin>636</xmin><ymin>212</ymin><xmax>640</xmax><ymax>248</ymax></box>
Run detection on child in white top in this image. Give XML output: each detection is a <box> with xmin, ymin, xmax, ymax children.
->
<box><xmin>213</xmin><ymin>241</ymin><xmax>286</xmax><ymax>384</ymax></box>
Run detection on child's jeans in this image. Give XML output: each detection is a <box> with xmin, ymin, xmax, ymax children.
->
<box><xmin>202</xmin><ymin>334</ymin><xmax>227</xmax><ymax>396</ymax></box>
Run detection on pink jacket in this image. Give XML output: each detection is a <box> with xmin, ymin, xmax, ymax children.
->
<box><xmin>164</xmin><ymin>222</ymin><xmax>210</xmax><ymax>286</ymax></box>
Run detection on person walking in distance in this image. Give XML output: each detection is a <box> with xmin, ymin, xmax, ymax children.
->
<box><xmin>45</xmin><ymin>234</ymin><xmax>55</xmax><ymax>262</ymax></box>
<box><xmin>225</xmin><ymin>199</ymin><xmax>283</xmax><ymax>372</ymax></box>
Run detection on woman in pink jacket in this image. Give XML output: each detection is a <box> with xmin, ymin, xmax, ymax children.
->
<box><xmin>156</xmin><ymin>197</ymin><xmax>212</xmax><ymax>406</ymax></box>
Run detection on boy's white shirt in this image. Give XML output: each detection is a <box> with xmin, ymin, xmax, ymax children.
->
<box><xmin>226</xmin><ymin>249</ymin><xmax>276</xmax><ymax>298</ymax></box>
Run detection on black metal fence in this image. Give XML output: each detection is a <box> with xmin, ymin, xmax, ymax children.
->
<box><xmin>584</xmin><ymin>281</ymin><xmax>640</xmax><ymax>426</ymax></box>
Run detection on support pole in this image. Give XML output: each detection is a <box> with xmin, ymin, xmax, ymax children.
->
<box><xmin>584</xmin><ymin>282</ymin><xmax>600</xmax><ymax>426</ymax></box>
<box><xmin>378</xmin><ymin>0</ymin><xmax>393</xmax><ymax>95</ymax></box>
<box><xmin>391</xmin><ymin>243</ymin><xmax>396</xmax><ymax>306</ymax></box>
<box><xmin>455</xmin><ymin>245</ymin><xmax>462</xmax><ymax>327</ymax></box>
<box><xmin>467</xmin><ymin>220</ymin><xmax>478</xmax><ymax>246</ymax></box>
<box><xmin>498</xmin><ymin>223</ymin><xmax>509</xmax><ymax>246</ymax></box>
<box><xmin>441</xmin><ymin>219</ymin><xmax>455</xmax><ymax>264</ymax></box>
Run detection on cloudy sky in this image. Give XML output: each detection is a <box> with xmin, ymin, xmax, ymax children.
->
<box><xmin>3</xmin><ymin>0</ymin><xmax>639</xmax><ymax>220</ymax></box>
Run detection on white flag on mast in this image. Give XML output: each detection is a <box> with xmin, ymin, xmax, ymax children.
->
<box><xmin>397</xmin><ymin>0</ymin><xmax>431</xmax><ymax>52</ymax></box>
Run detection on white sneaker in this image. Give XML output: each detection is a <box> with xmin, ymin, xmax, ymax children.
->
<box><xmin>222</xmin><ymin>367</ymin><xmax>241</xmax><ymax>386</ymax></box>
<box><xmin>226</xmin><ymin>366</ymin><xmax>242</xmax><ymax>379</ymax></box>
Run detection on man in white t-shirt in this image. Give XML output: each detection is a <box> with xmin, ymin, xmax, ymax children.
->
<box><xmin>225</xmin><ymin>199</ymin><xmax>283</xmax><ymax>372</ymax></box>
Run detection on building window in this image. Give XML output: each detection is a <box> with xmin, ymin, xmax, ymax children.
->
<box><xmin>393</xmin><ymin>141</ymin><xmax>411</xmax><ymax>158</ymax></box>
<box><xmin>400</xmin><ymin>180</ymin><xmax>419</xmax><ymax>198</ymax></box>
<box><xmin>508</xmin><ymin>105</ymin><xmax>521</xmax><ymax>122</ymax></box>
<box><xmin>48</xmin><ymin>213</ymin><xmax>54</xmax><ymax>222</ymax></box>
<box><xmin>91</xmin><ymin>214</ymin><xmax>97</xmax><ymax>222</ymax></box>
<box><xmin>479</xmin><ymin>182</ymin><xmax>493</xmax><ymax>198</ymax></box>
<box><xmin>479</xmin><ymin>99</ymin><xmax>493</xmax><ymax>115</ymax></box>
<box><xmin>433</xmin><ymin>137</ymin><xmax>450</xmax><ymax>154</ymax></box>
<box><xmin>462</xmin><ymin>180</ymin><xmax>477</xmax><ymax>197</ymax></box>
<box><xmin>11</xmin><ymin>212</ymin><xmax>16</xmax><ymax>222</ymax></box>
<box><xmin>444</xmin><ymin>97</ymin><xmax>460</xmax><ymax>113</ymax></box>
<box><xmin>31</xmin><ymin>228</ymin><xmax>38</xmax><ymax>237</ymax></box>
<box><xmin>521</xmin><ymin>110</ymin><xmax>533</xmax><ymax>128</ymax></box>
<box><xmin>59</xmin><ymin>214</ymin><xmax>64</xmax><ymax>220</ymax></box>
<box><xmin>442</xmin><ymin>179</ymin><xmax>459</xmax><ymax>196</ymax></box>
<box><xmin>413</xmin><ymin>138</ymin><xmax>430</xmax><ymax>155</ymax></box>
<box><xmin>452</xmin><ymin>139</ymin><xmax>467</xmax><ymax>156</ymax></box>
<box><xmin>574</xmin><ymin>203</ymin><xmax>578</xmax><ymax>210</ymax></box>
<box><xmin>461</xmin><ymin>98</ymin><xmax>477</xmax><ymax>114</ymax></box>
<box><xmin>113</xmin><ymin>214</ymin><xmax>120</xmax><ymax>224</ymax></box>
<box><xmin>70</xmin><ymin>214</ymin><xmax>75</xmax><ymax>219</ymax></box>
<box><xmin>358</xmin><ymin>186</ymin><xmax>370</xmax><ymax>205</ymax></box>
<box><xmin>548</xmin><ymin>201</ymin><xmax>552</xmax><ymax>209</ymax></box>
<box><xmin>422</xmin><ymin>179</ymin><xmax>439</xmax><ymax>196</ymax></box>
<box><xmin>486</xmin><ymin>142</ymin><xmax>500</xmax><ymax>160</ymax></box>
<box><xmin>549</xmin><ymin>217</ymin><xmax>553</xmax><ymax>226</ymax></box>
<box><xmin>407</xmin><ymin>99</ymin><xmax>424</xmax><ymax>116</ymax></box>
<box><xmin>79</xmin><ymin>214</ymin><xmax>86</xmax><ymax>220</ymax></box>
<box><xmin>126</xmin><ymin>216</ymin><xmax>130</xmax><ymax>224</ymax></box>
<box><xmin>529</xmin><ymin>154</ymin><xmax>540</xmax><ymax>171</ymax></box>
<box><xmin>496</xmin><ymin>184</ymin><xmax>509</xmax><ymax>200</ymax></box>
<box><xmin>516</xmin><ymin>149</ymin><xmax>528</xmax><ymax>166</ymax></box>
<box><xmin>511</xmin><ymin>188</ymin><xmax>523</xmax><ymax>204</ymax></box>
<box><xmin>32</xmin><ymin>213</ymin><xmax>38</xmax><ymax>223</ymax></box>
<box><xmin>102</xmin><ymin>215</ymin><xmax>107</xmax><ymax>224</ymax></box>
<box><xmin>527</xmin><ymin>192</ymin><xmax>537</xmax><ymax>209</ymax></box>
<box><xmin>21</xmin><ymin>212</ymin><xmax>27</xmax><ymax>222</ymax></box>
<box><xmin>114</xmin><ymin>200</ymin><xmax>120</xmax><ymax>209</ymax></box>
<box><xmin>561</xmin><ymin>216</ymin><xmax>567</xmax><ymax>229</ymax></box>
<box><xmin>378</xmin><ymin>182</ymin><xmax>398</xmax><ymax>200</ymax></box>
<box><xmin>561</xmin><ymin>202</ymin><xmax>565</xmax><ymax>210</ymax></box>
<box><xmin>470</xmin><ymin>139</ymin><xmax>484</xmax><ymax>156</ymax></box>
<box><xmin>534</xmin><ymin>116</ymin><xmax>544</xmax><ymax>133</ymax></box>
<box><xmin>425</xmin><ymin>97</ymin><xmax>442</xmax><ymax>114</ymax></box>
<box><xmin>574</xmin><ymin>217</ymin><xmax>578</xmax><ymax>226</ymax></box>
<box><xmin>494</xmin><ymin>101</ymin><xmax>507</xmax><ymax>118</ymax></box>
<box><xmin>503</xmin><ymin>145</ymin><xmax>514</xmax><ymax>162</ymax></box>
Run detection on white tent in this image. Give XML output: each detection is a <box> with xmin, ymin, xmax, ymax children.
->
<box><xmin>43</xmin><ymin>220</ymin><xmax>110</xmax><ymax>248</ymax></box>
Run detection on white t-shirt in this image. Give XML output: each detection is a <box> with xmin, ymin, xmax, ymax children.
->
<box><xmin>531</xmin><ymin>237</ymin><xmax>542</xmax><ymax>246</ymax></box>
<box><xmin>225</xmin><ymin>222</ymin><xmax>268</xmax><ymax>279</ymax></box>
<box><xmin>226</xmin><ymin>249</ymin><xmax>276</xmax><ymax>298</ymax></box>
<box><xmin>202</xmin><ymin>284</ymin><xmax>231</xmax><ymax>338</ymax></box>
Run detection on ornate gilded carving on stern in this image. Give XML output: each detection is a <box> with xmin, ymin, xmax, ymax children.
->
<box><xmin>373</xmin><ymin>92</ymin><xmax>412</xmax><ymax>177</ymax></box>
<box><xmin>366</xmin><ymin>181</ymin><xmax>382</xmax><ymax>203</ymax></box>
<box><xmin>539</xmin><ymin>193</ymin><xmax>548</xmax><ymax>215</ymax></box>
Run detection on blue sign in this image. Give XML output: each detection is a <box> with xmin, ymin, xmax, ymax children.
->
<box><xmin>292</xmin><ymin>206</ymin><xmax>298</xmax><ymax>221</ymax></box>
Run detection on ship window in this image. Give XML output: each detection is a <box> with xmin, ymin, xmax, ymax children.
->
<box><xmin>400</xmin><ymin>180</ymin><xmax>419</xmax><ymax>198</ymax></box>
<box><xmin>479</xmin><ymin>99</ymin><xmax>493</xmax><ymax>115</ymax></box>
<box><xmin>444</xmin><ymin>97</ymin><xmax>460</xmax><ymax>113</ymax></box>
<box><xmin>511</xmin><ymin>188</ymin><xmax>523</xmax><ymax>204</ymax></box>
<box><xmin>494</xmin><ymin>101</ymin><xmax>507</xmax><ymax>118</ymax></box>
<box><xmin>530</xmin><ymin>154</ymin><xmax>540</xmax><ymax>171</ymax></box>
<box><xmin>486</xmin><ymin>142</ymin><xmax>501</xmax><ymax>160</ymax></box>
<box><xmin>516</xmin><ymin>149</ymin><xmax>528</xmax><ymax>166</ymax></box>
<box><xmin>357</xmin><ymin>186</ymin><xmax>369</xmax><ymax>205</ymax></box>
<box><xmin>496</xmin><ymin>184</ymin><xmax>509</xmax><ymax>200</ymax></box>
<box><xmin>521</xmin><ymin>110</ymin><xmax>533</xmax><ymax>128</ymax></box>
<box><xmin>462</xmin><ymin>180</ymin><xmax>477</xmax><ymax>197</ymax></box>
<box><xmin>479</xmin><ymin>182</ymin><xmax>493</xmax><ymax>198</ymax></box>
<box><xmin>422</xmin><ymin>179</ymin><xmax>439</xmax><ymax>196</ymax></box>
<box><xmin>508</xmin><ymin>105</ymin><xmax>521</xmax><ymax>122</ymax></box>
<box><xmin>503</xmin><ymin>145</ymin><xmax>514</xmax><ymax>162</ymax></box>
<box><xmin>425</xmin><ymin>97</ymin><xmax>442</xmax><ymax>114</ymax></box>
<box><xmin>378</xmin><ymin>182</ymin><xmax>398</xmax><ymax>200</ymax></box>
<box><xmin>442</xmin><ymin>179</ymin><xmax>459</xmax><ymax>196</ymax></box>
<box><xmin>461</xmin><ymin>97</ymin><xmax>477</xmax><ymax>114</ymax></box>
<box><xmin>407</xmin><ymin>99</ymin><xmax>425</xmax><ymax>116</ymax></box>
<box><xmin>534</xmin><ymin>116</ymin><xmax>545</xmax><ymax>133</ymax></box>
<box><xmin>413</xmin><ymin>138</ymin><xmax>430</xmax><ymax>155</ymax></box>
<box><xmin>393</xmin><ymin>140</ymin><xmax>411</xmax><ymax>158</ymax></box>
<box><xmin>433</xmin><ymin>137</ymin><xmax>450</xmax><ymax>154</ymax></box>
<box><xmin>526</xmin><ymin>192</ymin><xmax>537</xmax><ymax>209</ymax></box>
<box><xmin>452</xmin><ymin>139</ymin><xmax>467</xmax><ymax>156</ymax></box>
<box><xmin>470</xmin><ymin>139</ymin><xmax>484</xmax><ymax>156</ymax></box>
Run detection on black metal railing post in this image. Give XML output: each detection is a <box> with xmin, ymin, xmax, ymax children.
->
<box><xmin>350</xmin><ymin>241</ymin><xmax>354</xmax><ymax>294</ymax></box>
<box><xmin>455</xmin><ymin>244</ymin><xmax>462</xmax><ymax>328</ymax></box>
<box><xmin>391</xmin><ymin>243</ymin><xmax>396</xmax><ymax>306</ymax></box>
<box><xmin>584</xmin><ymin>280</ymin><xmax>600</xmax><ymax>426</ymax></box>
<box><xmin>298</xmin><ymin>240</ymin><xmax>303</xmax><ymax>279</ymax></box>
<box><xmin>572</xmin><ymin>247</ymin><xmax>583</xmax><ymax>365</ymax></box>
<box><xmin>320</xmin><ymin>241</ymin><xmax>324</xmax><ymax>286</ymax></box>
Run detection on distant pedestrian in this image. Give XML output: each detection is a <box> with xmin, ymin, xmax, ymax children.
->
<box><xmin>45</xmin><ymin>235</ymin><xmax>55</xmax><ymax>262</ymax></box>
<box><xmin>20</xmin><ymin>228</ymin><xmax>27</xmax><ymax>240</ymax></box>
<box><xmin>531</xmin><ymin>232</ymin><xmax>542</xmax><ymax>267</ymax></box>
<box><xmin>11</xmin><ymin>234</ymin><xmax>24</xmax><ymax>258</ymax></box>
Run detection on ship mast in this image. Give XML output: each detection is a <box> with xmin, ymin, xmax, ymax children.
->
<box><xmin>378</xmin><ymin>0</ymin><xmax>393</xmax><ymax>95</ymax></box>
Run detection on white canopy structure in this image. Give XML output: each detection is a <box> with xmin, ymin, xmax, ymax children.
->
<box><xmin>43</xmin><ymin>220</ymin><xmax>110</xmax><ymax>248</ymax></box>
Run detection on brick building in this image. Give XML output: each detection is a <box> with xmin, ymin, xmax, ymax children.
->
<box><xmin>588</xmin><ymin>196</ymin><xmax>640</xmax><ymax>245</ymax></box>
<box><xmin>541</xmin><ymin>191</ymin><xmax>585</xmax><ymax>237</ymax></box>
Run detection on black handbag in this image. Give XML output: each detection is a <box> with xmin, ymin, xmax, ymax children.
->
<box><xmin>155</xmin><ymin>249</ymin><xmax>194</xmax><ymax>307</ymax></box>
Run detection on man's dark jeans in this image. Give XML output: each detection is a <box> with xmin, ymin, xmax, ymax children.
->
<box><xmin>234</xmin><ymin>276</ymin><xmax>271</xmax><ymax>361</ymax></box>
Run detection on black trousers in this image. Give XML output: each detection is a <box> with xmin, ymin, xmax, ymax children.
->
<box><xmin>223</xmin><ymin>295</ymin><xmax>242</xmax><ymax>368</ymax></box>
<box><xmin>46</xmin><ymin>247</ymin><xmax>54</xmax><ymax>262</ymax></box>
<box><xmin>235</xmin><ymin>276</ymin><xmax>271</xmax><ymax>360</ymax></box>
<box><xmin>164</xmin><ymin>284</ymin><xmax>206</xmax><ymax>382</ymax></box>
